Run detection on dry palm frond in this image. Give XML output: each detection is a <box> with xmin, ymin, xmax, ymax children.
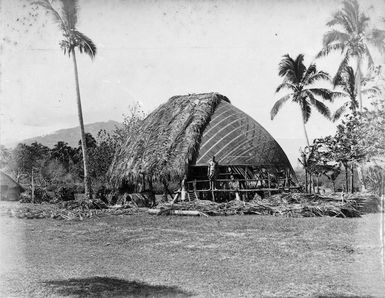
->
<box><xmin>151</xmin><ymin>192</ymin><xmax>367</xmax><ymax>218</ymax></box>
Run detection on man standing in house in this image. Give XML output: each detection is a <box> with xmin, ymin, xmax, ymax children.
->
<box><xmin>208</xmin><ymin>155</ymin><xmax>218</xmax><ymax>190</ymax></box>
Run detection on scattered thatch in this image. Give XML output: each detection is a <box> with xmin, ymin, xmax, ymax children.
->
<box><xmin>150</xmin><ymin>192</ymin><xmax>379</xmax><ymax>218</ymax></box>
<box><xmin>5</xmin><ymin>200</ymin><xmax>139</xmax><ymax>221</ymax></box>
<box><xmin>109</xmin><ymin>93</ymin><xmax>229</xmax><ymax>186</ymax></box>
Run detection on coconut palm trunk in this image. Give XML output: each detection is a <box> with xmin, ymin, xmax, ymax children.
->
<box><xmin>355</xmin><ymin>58</ymin><xmax>363</xmax><ymax>113</ymax></box>
<box><xmin>350</xmin><ymin>163</ymin><xmax>355</xmax><ymax>193</ymax></box>
<box><xmin>355</xmin><ymin>57</ymin><xmax>367</xmax><ymax>192</ymax></box>
<box><xmin>344</xmin><ymin>163</ymin><xmax>349</xmax><ymax>192</ymax></box>
<box><xmin>301</xmin><ymin>106</ymin><xmax>311</xmax><ymax>193</ymax></box>
<box><xmin>71</xmin><ymin>49</ymin><xmax>92</xmax><ymax>199</ymax></box>
<box><xmin>301</xmin><ymin>111</ymin><xmax>310</xmax><ymax>147</ymax></box>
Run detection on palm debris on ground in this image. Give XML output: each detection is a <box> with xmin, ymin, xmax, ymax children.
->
<box><xmin>152</xmin><ymin>192</ymin><xmax>382</xmax><ymax>218</ymax></box>
<box><xmin>3</xmin><ymin>200</ymin><xmax>139</xmax><ymax>221</ymax></box>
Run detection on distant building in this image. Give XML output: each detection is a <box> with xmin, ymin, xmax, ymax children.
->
<box><xmin>0</xmin><ymin>171</ymin><xmax>24</xmax><ymax>201</ymax></box>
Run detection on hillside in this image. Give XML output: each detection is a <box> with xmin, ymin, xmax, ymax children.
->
<box><xmin>19</xmin><ymin>121</ymin><xmax>122</xmax><ymax>148</ymax></box>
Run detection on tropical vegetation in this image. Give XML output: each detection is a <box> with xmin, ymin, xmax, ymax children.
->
<box><xmin>332</xmin><ymin>65</ymin><xmax>380</xmax><ymax>121</ymax></box>
<box><xmin>271</xmin><ymin>0</ymin><xmax>385</xmax><ymax>194</ymax></box>
<box><xmin>317</xmin><ymin>0</ymin><xmax>385</xmax><ymax>112</ymax></box>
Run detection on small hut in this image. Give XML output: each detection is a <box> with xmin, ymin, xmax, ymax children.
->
<box><xmin>0</xmin><ymin>171</ymin><xmax>24</xmax><ymax>201</ymax></box>
<box><xmin>109</xmin><ymin>93</ymin><xmax>296</xmax><ymax>200</ymax></box>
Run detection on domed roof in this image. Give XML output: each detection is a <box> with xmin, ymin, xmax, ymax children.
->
<box><xmin>195</xmin><ymin>100</ymin><xmax>291</xmax><ymax>168</ymax></box>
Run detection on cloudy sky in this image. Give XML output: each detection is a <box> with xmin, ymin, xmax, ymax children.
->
<box><xmin>1</xmin><ymin>0</ymin><xmax>384</xmax><ymax>165</ymax></box>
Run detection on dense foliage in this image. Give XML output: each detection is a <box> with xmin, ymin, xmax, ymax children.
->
<box><xmin>302</xmin><ymin>95</ymin><xmax>385</xmax><ymax>194</ymax></box>
<box><xmin>0</xmin><ymin>103</ymin><xmax>145</xmax><ymax>197</ymax></box>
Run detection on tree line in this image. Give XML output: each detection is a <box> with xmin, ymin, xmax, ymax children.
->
<box><xmin>0</xmin><ymin>104</ymin><xmax>145</xmax><ymax>192</ymax></box>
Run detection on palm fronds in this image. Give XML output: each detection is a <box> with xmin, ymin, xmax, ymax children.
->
<box><xmin>61</xmin><ymin>0</ymin><xmax>79</xmax><ymax>30</ymax></box>
<box><xmin>326</xmin><ymin>8</ymin><xmax>356</xmax><ymax>33</ymax></box>
<box><xmin>322</xmin><ymin>30</ymin><xmax>350</xmax><ymax>46</ymax></box>
<box><xmin>307</xmin><ymin>71</ymin><xmax>331</xmax><ymax>85</ymax></box>
<box><xmin>270</xmin><ymin>94</ymin><xmax>292</xmax><ymax>120</ymax></box>
<box><xmin>278</xmin><ymin>54</ymin><xmax>305</xmax><ymax>83</ymax></box>
<box><xmin>367</xmin><ymin>28</ymin><xmax>385</xmax><ymax>54</ymax></box>
<box><xmin>333</xmin><ymin>51</ymin><xmax>350</xmax><ymax>87</ymax></box>
<box><xmin>332</xmin><ymin>64</ymin><xmax>379</xmax><ymax>119</ymax></box>
<box><xmin>275</xmin><ymin>82</ymin><xmax>296</xmax><ymax>93</ymax></box>
<box><xmin>34</xmin><ymin>0</ymin><xmax>66</xmax><ymax>31</ymax></box>
<box><xmin>316</xmin><ymin>43</ymin><xmax>345</xmax><ymax>58</ymax></box>
<box><xmin>153</xmin><ymin>193</ymin><xmax>366</xmax><ymax>218</ymax></box>
<box><xmin>301</xmin><ymin>99</ymin><xmax>312</xmax><ymax>123</ymax></box>
<box><xmin>35</xmin><ymin>0</ymin><xmax>96</xmax><ymax>59</ymax></box>
<box><xmin>273</xmin><ymin>54</ymin><xmax>333</xmax><ymax>129</ymax></box>
<box><xmin>306</xmin><ymin>91</ymin><xmax>331</xmax><ymax>120</ymax></box>
<box><xmin>73</xmin><ymin>30</ymin><xmax>97</xmax><ymax>58</ymax></box>
<box><xmin>332</xmin><ymin>102</ymin><xmax>350</xmax><ymax>122</ymax></box>
<box><xmin>307</xmin><ymin>88</ymin><xmax>334</xmax><ymax>102</ymax></box>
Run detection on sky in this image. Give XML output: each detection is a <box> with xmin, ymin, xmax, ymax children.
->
<box><xmin>1</xmin><ymin>0</ymin><xmax>385</xmax><ymax>166</ymax></box>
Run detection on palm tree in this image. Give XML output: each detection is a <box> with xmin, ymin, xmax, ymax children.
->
<box><xmin>35</xmin><ymin>0</ymin><xmax>96</xmax><ymax>199</ymax></box>
<box><xmin>271</xmin><ymin>54</ymin><xmax>334</xmax><ymax>146</ymax></box>
<box><xmin>332</xmin><ymin>66</ymin><xmax>381</xmax><ymax>121</ymax></box>
<box><xmin>317</xmin><ymin>0</ymin><xmax>385</xmax><ymax>112</ymax></box>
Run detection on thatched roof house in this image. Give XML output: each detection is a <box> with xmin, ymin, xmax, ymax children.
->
<box><xmin>109</xmin><ymin>93</ymin><xmax>294</xmax><ymax>188</ymax></box>
<box><xmin>0</xmin><ymin>171</ymin><xmax>24</xmax><ymax>201</ymax></box>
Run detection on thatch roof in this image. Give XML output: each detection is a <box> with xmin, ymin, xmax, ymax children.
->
<box><xmin>109</xmin><ymin>92</ymin><xmax>293</xmax><ymax>186</ymax></box>
<box><xmin>109</xmin><ymin>93</ymin><xmax>229</xmax><ymax>185</ymax></box>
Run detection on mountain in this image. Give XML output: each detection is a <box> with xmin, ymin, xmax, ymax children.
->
<box><xmin>19</xmin><ymin>120</ymin><xmax>122</xmax><ymax>148</ymax></box>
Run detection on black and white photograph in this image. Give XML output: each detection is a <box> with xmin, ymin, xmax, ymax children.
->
<box><xmin>1</xmin><ymin>0</ymin><xmax>385</xmax><ymax>296</ymax></box>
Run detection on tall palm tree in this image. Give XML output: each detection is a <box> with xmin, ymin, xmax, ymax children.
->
<box><xmin>317</xmin><ymin>0</ymin><xmax>385</xmax><ymax>112</ymax></box>
<box><xmin>35</xmin><ymin>0</ymin><xmax>96</xmax><ymax>199</ymax></box>
<box><xmin>271</xmin><ymin>54</ymin><xmax>334</xmax><ymax>147</ymax></box>
<box><xmin>332</xmin><ymin>66</ymin><xmax>381</xmax><ymax>121</ymax></box>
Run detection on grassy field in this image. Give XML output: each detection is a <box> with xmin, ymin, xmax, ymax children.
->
<box><xmin>0</xmin><ymin>202</ymin><xmax>385</xmax><ymax>297</ymax></box>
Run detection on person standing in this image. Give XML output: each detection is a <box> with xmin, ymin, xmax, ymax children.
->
<box><xmin>181</xmin><ymin>175</ymin><xmax>188</xmax><ymax>201</ymax></box>
<box><xmin>229</xmin><ymin>174</ymin><xmax>241</xmax><ymax>201</ymax></box>
<box><xmin>208</xmin><ymin>156</ymin><xmax>218</xmax><ymax>190</ymax></box>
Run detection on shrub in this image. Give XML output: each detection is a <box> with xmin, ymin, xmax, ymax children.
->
<box><xmin>55</xmin><ymin>186</ymin><xmax>76</xmax><ymax>201</ymax></box>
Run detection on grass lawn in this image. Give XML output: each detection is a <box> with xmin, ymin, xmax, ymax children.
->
<box><xmin>0</xmin><ymin>202</ymin><xmax>384</xmax><ymax>297</ymax></box>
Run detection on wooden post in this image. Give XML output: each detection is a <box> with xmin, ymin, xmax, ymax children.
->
<box><xmin>351</xmin><ymin>164</ymin><xmax>354</xmax><ymax>194</ymax></box>
<box><xmin>142</xmin><ymin>173</ymin><xmax>146</xmax><ymax>191</ymax></box>
<box><xmin>305</xmin><ymin>170</ymin><xmax>308</xmax><ymax>193</ymax></box>
<box><xmin>148</xmin><ymin>175</ymin><xmax>155</xmax><ymax>207</ymax></box>
<box><xmin>344</xmin><ymin>163</ymin><xmax>349</xmax><ymax>193</ymax></box>
<box><xmin>317</xmin><ymin>175</ymin><xmax>320</xmax><ymax>194</ymax></box>
<box><xmin>244</xmin><ymin>166</ymin><xmax>248</xmax><ymax>201</ymax></box>
<box><xmin>267</xmin><ymin>171</ymin><xmax>271</xmax><ymax>197</ymax></box>
<box><xmin>162</xmin><ymin>180</ymin><xmax>168</xmax><ymax>202</ymax></box>
<box><xmin>31</xmin><ymin>169</ymin><xmax>35</xmax><ymax>204</ymax></box>
<box><xmin>193</xmin><ymin>179</ymin><xmax>198</xmax><ymax>201</ymax></box>
<box><xmin>285</xmin><ymin>169</ymin><xmax>289</xmax><ymax>190</ymax></box>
